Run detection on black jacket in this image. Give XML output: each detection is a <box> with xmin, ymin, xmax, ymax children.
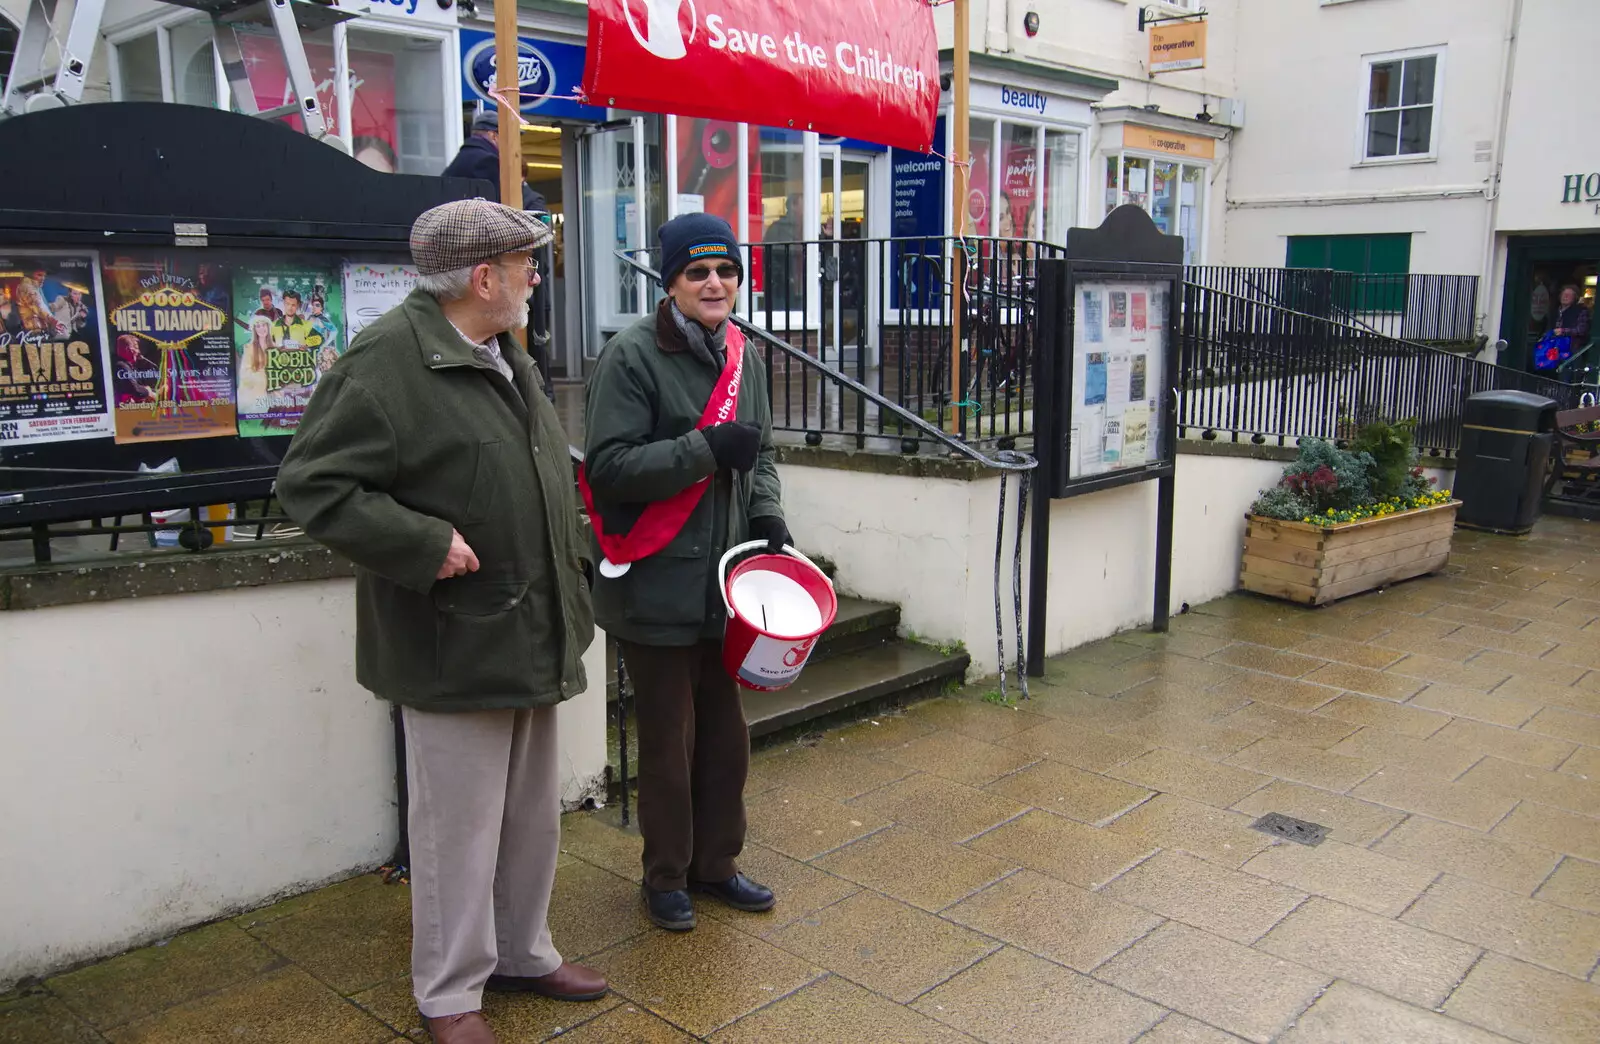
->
<box><xmin>445</xmin><ymin>135</ymin><xmax>541</xmax><ymax>212</ymax></box>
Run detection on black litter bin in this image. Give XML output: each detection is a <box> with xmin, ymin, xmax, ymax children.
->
<box><xmin>1454</xmin><ymin>390</ymin><xmax>1558</xmax><ymax>534</ymax></box>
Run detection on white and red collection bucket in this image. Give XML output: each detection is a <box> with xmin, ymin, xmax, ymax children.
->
<box><xmin>718</xmin><ymin>540</ymin><xmax>838</xmax><ymax>691</ymax></box>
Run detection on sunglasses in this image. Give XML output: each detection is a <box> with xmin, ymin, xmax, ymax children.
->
<box><xmin>683</xmin><ymin>262</ymin><xmax>741</xmax><ymax>283</ymax></box>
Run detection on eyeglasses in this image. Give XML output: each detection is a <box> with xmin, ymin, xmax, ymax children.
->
<box><xmin>496</xmin><ymin>255</ymin><xmax>540</xmax><ymax>281</ymax></box>
<box><xmin>683</xmin><ymin>262</ymin><xmax>741</xmax><ymax>283</ymax></box>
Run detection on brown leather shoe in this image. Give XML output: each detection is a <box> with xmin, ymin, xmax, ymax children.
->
<box><xmin>421</xmin><ymin>1011</ymin><xmax>497</xmax><ymax>1044</ymax></box>
<box><xmin>485</xmin><ymin>961</ymin><xmax>609</xmax><ymax>1002</ymax></box>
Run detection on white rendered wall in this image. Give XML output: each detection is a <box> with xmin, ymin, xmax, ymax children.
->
<box><xmin>0</xmin><ymin>580</ymin><xmax>608</xmax><ymax>988</ymax></box>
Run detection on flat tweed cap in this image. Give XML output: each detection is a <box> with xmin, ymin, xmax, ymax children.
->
<box><xmin>411</xmin><ymin>198</ymin><xmax>554</xmax><ymax>276</ymax></box>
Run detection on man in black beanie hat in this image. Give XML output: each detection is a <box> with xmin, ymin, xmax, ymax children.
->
<box><xmin>582</xmin><ymin>213</ymin><xmax>788</xmax><ymax>931</ymax></box>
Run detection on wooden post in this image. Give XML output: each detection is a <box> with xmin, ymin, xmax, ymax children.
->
<box><xmin>949</xmin><ymin>0</ymin><xmax>970</xmax><ymax>435</ymax></box>
<box><xmin>494</xmin><ymin>0</ymin><xmax>527</xmax><ymax>348</ymax></box>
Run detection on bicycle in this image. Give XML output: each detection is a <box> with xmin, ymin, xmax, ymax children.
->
<box><xmin>898</xmin><ymin>250</ymin><xmax>1036</xmax><ymax>433</ymax></box>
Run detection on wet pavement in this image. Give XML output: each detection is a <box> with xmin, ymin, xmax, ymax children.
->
<box><xmin>7</xmin><ymin>519</ymin><xmax>1600</xmax><ymax>1042</ymax></box>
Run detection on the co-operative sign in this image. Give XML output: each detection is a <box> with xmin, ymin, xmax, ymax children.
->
<box><xmin>459</xmin><ymin>30</ymin><xmax>606</xmax><ymax>121</ymax></box>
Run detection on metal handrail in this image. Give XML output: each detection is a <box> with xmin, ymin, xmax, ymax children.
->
<box><xmin>614</xmin><ymin>248</ymin><xmax>1038</xmax><ymax>474</ymax></box>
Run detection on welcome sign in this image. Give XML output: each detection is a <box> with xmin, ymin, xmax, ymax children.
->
<box><xmin>582</xmin><ymin>0</ymin><xmax>939</xmax><ymax>152</ymax></box>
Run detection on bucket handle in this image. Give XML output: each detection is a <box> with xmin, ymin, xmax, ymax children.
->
<box><xmin>718</xmin><ymin>540</ymin><xmax>834</xmax><ymax>615</ymax></box>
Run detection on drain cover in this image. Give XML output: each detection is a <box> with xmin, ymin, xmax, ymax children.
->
<box><xmin>1251</xmin><ymin>812</ymin><xmax>1329</xmax><ymax>846</ymax></box>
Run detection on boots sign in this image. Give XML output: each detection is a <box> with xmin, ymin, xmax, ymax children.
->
<box><xmin>582</xmin><ymin>0</ymin><xmax>939</xmax><ymax>153</ymax></box>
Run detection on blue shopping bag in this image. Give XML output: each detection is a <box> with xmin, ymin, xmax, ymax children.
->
<box><xmin>1535</xmin><ymin>331</ymin><xmax>1573</xmax><ymax>371</ymax></box>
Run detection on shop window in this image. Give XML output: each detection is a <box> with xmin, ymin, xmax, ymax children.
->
<box><xmin>169</xmin><ymin>19</ymin><xmax>216</xmax><ymax>108</ymax></box>
<box><xmin>967</xmin><ymin>117</ymin><xmax>995</xmax><ymax>235</ymax></box>
<box><xmin>674</xmin><ymin>118</ymin><xmax>747</xmax><ymax>230</ymax></box>
<box><xmin>1180</xmin><ymin>166</ymin><xmax>1204</xmax><ymax>266</ymax></box>
<box><xmin>1105</xmin><ymin>153</ymin><xmax>1208</xmax><ymax>263</ymax></box>
<box><xmin>999</xmin><ymin>123</ymin><xmax>1039</xmax><ymax>238</ymax></box>
<box><xmin>1043</xmin><ymin>130</ymin><xmax>1079</xmax><ymax>244</ymax></box>
<box><xmin>347</xmin><ymin>29</ymin><xmax>448</xmax><ymax>175</ymax></box>
<box><xmin>755</xmin><ymin>128</ymin><xmax>805</xmax><ymax>318</ymax></box>
<box><xmin>1363</xmin><ymin>49</ymin><xmax>1439</xmax><ymax>160</ymax></box>
<box><xmin>115</xmin><ymin>32</ymin><xmax>164</xmax><ymax>103</ymax></box>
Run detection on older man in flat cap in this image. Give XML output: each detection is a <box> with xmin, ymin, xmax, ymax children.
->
<box><xmin>278</xmin><ymin>198</ymin><xmax>605</xmax><ymax>1044</ymax></box>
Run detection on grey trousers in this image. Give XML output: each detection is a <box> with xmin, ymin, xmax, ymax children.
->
<box><xmin>403</xmin><ymin>705</ymin><xmax>563</xmax><ymax>1018</ymax></box>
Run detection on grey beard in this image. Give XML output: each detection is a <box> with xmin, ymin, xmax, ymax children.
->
<box><xmin>490</xmin><ymin>298</ymin><xmax>529</xmax><ymax>334</ymax></box>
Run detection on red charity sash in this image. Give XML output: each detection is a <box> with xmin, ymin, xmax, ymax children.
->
<box><xmin>578</xmin><ymin>325</ymin><xmax>746</xmax><ymax>567</ymax></box>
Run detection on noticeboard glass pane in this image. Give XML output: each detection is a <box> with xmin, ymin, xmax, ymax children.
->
<box><xmin>1</xmin><ymin>246</ymin><xmax>414</xmax><ymax>499</ymax></box>
<box><xmin>1067</xmin><ymin>278</ymin><xmax>1169</xmax><ymax>481</ymax></box>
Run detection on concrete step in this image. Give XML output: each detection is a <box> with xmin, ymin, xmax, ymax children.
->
<box><xmin>743</xmin><ymin>639</ymin><xmax>969</xmax><ymax>739</ymax></box>
<box><xmin>605</xmin><ymin>638</ymin><xmax>970</xmax><ymax>783</ymax></box>
<box><xmin>810</xmin><ymin>596</ymin><xmax>900</xmax><ymax>661</ymax></box>
<box><xmin>604</xmin><ymin>595</ymin><xmax>899</xmax><ymax>701</ymax></box>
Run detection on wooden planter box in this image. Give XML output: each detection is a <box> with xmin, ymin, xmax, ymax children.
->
<box><xmin>1240</xmin><ymin>501</ymin><xmax>1461</xmax><ymax>606</ymax></box>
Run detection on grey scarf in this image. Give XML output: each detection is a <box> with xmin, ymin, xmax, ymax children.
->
<box><xmin>669</xmin><ymin>300</ymin><xmax>728</xmax><ymax>368</ymax></box>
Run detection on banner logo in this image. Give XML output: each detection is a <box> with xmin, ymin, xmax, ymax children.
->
<box><xmin>623</xmin><ymin>0</ymin><xmax>698</xmax><ymax>61</ymax></box>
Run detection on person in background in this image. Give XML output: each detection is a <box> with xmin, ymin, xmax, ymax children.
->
<box><xmin>1552</xmin><ymin>284</ymin><xmax>1591</xmax><ymax>352</ymax></box>
<box><xmin>272</xmin><ymin>290</ymin><xmax>322</xmax><ymax>350</ymax></box>
<box><xmin>254</xmin><ymin>287</ymin><xmax>283</xmax><ymax>323</ymax></box>
<box><xmin>276</xmin><ymin>199</ymin><xmax>606</xmax><ymax>1044</ymax></box>
<box><xmin>762</xmin><ymin>192</ymin><xmax>805</xmax><ymax>312</ymax></box>
<box><xmin>444</xmin><ymin>109</ymin><xmax>555</xmax><ymax>399</ymax></box>
<box><xmin>353</xmin><ymin>135</ymin><xmax>399</xmax><ymax>174</ymax></box>
<box><xmin>582</xmin><ymin>213</ymin><xmax>786</xmax><ymax>932</ymax></box>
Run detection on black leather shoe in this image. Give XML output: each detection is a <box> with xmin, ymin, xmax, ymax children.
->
<box><xmin>692</xmin><ymin>873</ymin><xmax>776</xmax><ymax>912</ymax></box>
<box><xmin>641</xmin><ymin>885</ymin><xmax>696</xmax><ymax>931</ymax></box>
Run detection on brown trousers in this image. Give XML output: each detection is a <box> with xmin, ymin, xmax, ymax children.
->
<box><xmin>620</xmin><ymin>640</ymin><xmax>750</xmax><ymax>892</ymax></box>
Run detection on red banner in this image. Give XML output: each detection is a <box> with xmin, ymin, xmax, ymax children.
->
<box><xmin>583</xmin><ymin>0</ymin><xmax>939</xmax><ymax>153</ymax></box>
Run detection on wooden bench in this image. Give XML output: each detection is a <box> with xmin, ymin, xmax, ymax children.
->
<box><xmin>1546</xmin><ymin>403</ymin><xmax>1600</xmax><ymax>508</ymax></box>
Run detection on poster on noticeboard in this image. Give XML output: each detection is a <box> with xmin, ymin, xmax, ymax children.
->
<box><xmin>343</xmin><ymin>261</ymin><xmax>418</xmax><ymax>343</ymax></box>
<box><xmin>1068</xmin><ymin>279</ymin><xmax>1168</xmax><ymax>481</ymax></box>
<box><xmin>0</xmin><ymin>252</ymin><xmax>114</xmax><ymax>446</ymax></box>
<box><xmin>103</xmin><ymin>254</ymin><xmax>237</xmax><ymax>444</ymax></box>
<box><xmin>233</xmin><ymin>262</ymin><xmax>343</xmax><ymax>438</ymax></box>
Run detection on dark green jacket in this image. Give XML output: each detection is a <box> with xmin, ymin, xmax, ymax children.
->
<box><xmin>584</xmin><ymin>301</ymin><xmax>782</xmax><ymax>647</ymax></box>
<box><xmin>276</xmin><ymin>289</ymin><xmax>594</xmax><ymax>711</ymax></box>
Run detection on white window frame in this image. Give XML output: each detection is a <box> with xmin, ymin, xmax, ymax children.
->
<box><xmin>107</xmin><ymin>13</ymin><xmax>461</xmax><ymax>163</ymax></box>
<box><xmin>1102</xmin><ymin>149</ymin><xmax>1209</xmax><ymax>265</ymax></box>
<box><xmin>341</xmin><ymin>18</ymin><xmax>464</xmax><ymax>169</ymax></box>
<box><xmin>106</xmin><ymin>11</ymin><xmax>195</xmax><ymax>104</ymax></box>
<box><xmin>1355</xmin><ymin>44</ymin><xmax>1445</xmax><ymax>167</ymax></box>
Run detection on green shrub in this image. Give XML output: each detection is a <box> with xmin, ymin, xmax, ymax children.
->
<box><xmin>1350</xmin><ymin>417</ymin><xmax>1418</xmax><ymax>499</ymax></box>
<box><xmin>1250</xmin><ymin>419</ymin><xmax>1447</xmax><ymax>527</ymax></box>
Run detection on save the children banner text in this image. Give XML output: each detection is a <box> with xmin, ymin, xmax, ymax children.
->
<box><xmin>582</xmin><ymin>0</ymin><xmax>939</xmax><ymax>153</ymax></box>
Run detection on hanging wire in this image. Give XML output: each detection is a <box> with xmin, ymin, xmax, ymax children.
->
<box><xmin>993</xmin><ymin>470</ymin><xmax>1009</xmax><ymax>701</ymax></box>
<box><xmin>484</xmin><ymin>84</ymin><xmax>592</xmax><ymax>123</ymax></box>
<box><xmin>1012</xmin><ymin>469</ymin><xmax>1031</xmax><ymax>699</ymax></box>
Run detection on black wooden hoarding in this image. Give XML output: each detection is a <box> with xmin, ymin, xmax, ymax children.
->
<box><xmin>0</xmin><ymin>103</ymin><xmax>491</xmax><ymax>529</ymax></box>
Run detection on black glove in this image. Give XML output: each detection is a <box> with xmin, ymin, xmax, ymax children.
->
<box><xmin>749</xmin><ymin>515</ymin><xmax>791</xmax><ymax>554</ymax></box>
<box><xmin>701</xmin><ymin>421</ymin><xmax>761</xmax><ymax>472</ymax></box>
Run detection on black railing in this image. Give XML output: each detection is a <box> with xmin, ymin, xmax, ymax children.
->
<box><xmin>1187</xmin><ymin>266</ymin><xmax>1480</xmax><ymax>343</ymax></box>
<box><xmin>638</xmin><ymin>236</ymin><xmax>1056</xmax><ymax>449</ymax></box>
<box><xmin>1179</xmin><ymin>282</ymin><xmax>1587</xmax><ymax>455</ymax></box>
